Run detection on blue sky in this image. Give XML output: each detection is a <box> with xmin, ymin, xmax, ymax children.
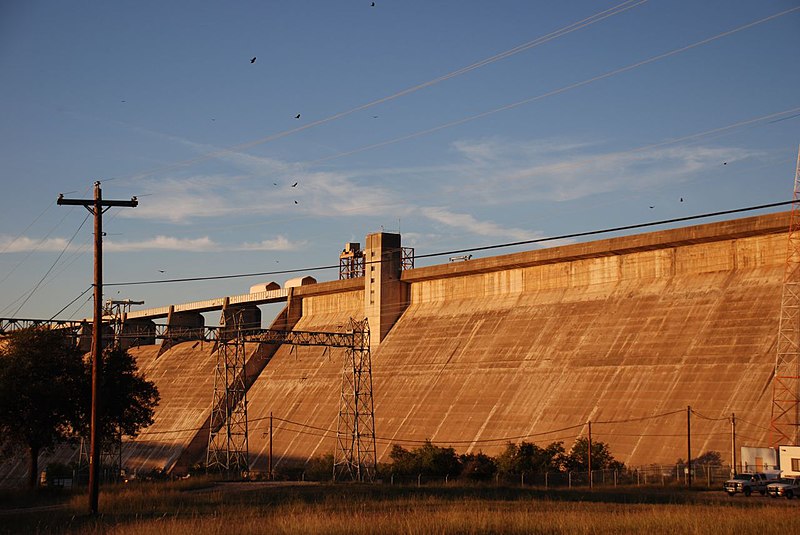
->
<box><xmin>1</xmin><ymin>0</ymin><xmax>799</xmax><ymax>321</ymax></box>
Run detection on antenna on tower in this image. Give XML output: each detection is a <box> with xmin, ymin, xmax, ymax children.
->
<box><xmin>770</xmin><ymin>145</ymin><xmax>800</xmax><ymax>447</ymax></box>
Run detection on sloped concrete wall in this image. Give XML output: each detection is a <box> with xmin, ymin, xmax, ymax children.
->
<box><xmin>242</xmin><ymin>212</ymin><xmax>790</xmax><ymax>470</ymax></box>
<box><xmin>374</xmin><ymin>234</ymin><xmax>783</xmax><ymax>466</ymax></box>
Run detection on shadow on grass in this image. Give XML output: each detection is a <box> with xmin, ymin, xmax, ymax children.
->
<box><xmin>0</xmin><ymin>481</ymin><xmax>778</xmax><ymax>534</ymax></box>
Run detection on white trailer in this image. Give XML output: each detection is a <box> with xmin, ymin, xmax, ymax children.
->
<box><xmin>778</xmin><ymin>446</ymin><xmax>800</xmax><ymax>477</ymax></box>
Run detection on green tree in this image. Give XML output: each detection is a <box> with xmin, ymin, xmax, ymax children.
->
<box><xmin>0</xmin><ymin>328</ymin><xmax>85</xmax><ymax>488</ymax></box>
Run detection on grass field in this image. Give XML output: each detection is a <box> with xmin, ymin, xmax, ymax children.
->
<box><xmin>1</xmin><ymin>480</ymin><xmax>798</xmax><ymax>534</ymax></box>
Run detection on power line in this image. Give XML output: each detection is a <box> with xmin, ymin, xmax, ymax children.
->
<box><xmin>307</xmin><ymin>8</ymin><xmax>800</xmax><ymax>168</ymax></box>
<box><xmin>104</xmin><ymin>1</ymin><xmax>645</xmax><ymax>185</ymax></box>
<box><xmin>49</xmin><ymin>286</ymin><xmax>93</xmax><ymax>321</ymax></box>
<box><xmin>105</xmin><ymin>199</ymin><xmax>795</xmax><ymax>288</ymax></box>
<box><xmin>9</xmin><ymin>213</ymin><xmax>90</xmax><ymax>317</ymax></box>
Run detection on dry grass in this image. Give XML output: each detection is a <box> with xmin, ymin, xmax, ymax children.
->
<box><xmin>2</xmin><ymin>482</ymin><xmax>798</xmax><ymax>534</ymax></box>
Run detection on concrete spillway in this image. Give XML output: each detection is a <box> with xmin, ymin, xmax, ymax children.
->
<box><xmin>0</xmin><ymin>211</ymin><xmax>791</xmax><ymax>484</ymax></box>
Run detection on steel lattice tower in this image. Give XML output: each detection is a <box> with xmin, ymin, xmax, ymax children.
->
<box><xmin>334</xmin><ymin>318</ymin><xmax>377</xmax><ymax>481</ymax></box>
<box><xmin>771</xmin><ymin>146</ymin><xmax>800</xmax><ymax>447</ymax></box>
<box><xmin>207</xmin><ymin>313</ymin><xmax>249</xmax><ymax>474</ymax></box>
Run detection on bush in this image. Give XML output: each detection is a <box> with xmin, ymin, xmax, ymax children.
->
<box><xmin>459</xmin><ymin>452</ymin><xmax>496</xmax><ymax>481</ymax></box>
<box><xmin>389</xmin><ymin>441</ymin><xmax>460</xmax><ymax>478</ymax></box>
<box><xmin>304</xmin><ymin>453</ymin><xmax>334</xmax><ymax>481</ymax></box>
<box><xmin>496</xmin><ymin>441</ymin><xmax>565</xmax><ymax>476</ymax></box>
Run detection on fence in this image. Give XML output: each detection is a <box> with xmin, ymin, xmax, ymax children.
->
<box><xmin>382</xmin><ymin>464</ymin><xmax>733</xmax><ymax>489</ymax></box>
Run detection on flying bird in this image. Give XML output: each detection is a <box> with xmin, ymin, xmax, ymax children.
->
<box><xmin>158</xmin><ymin>270</ymin><xmax>165</xmax><ymax>273</ymax></box>
<box><xmin>294</xmin><ymin>200</ymin><xmax>298</xmax><ymax>204</ymax></box>
<box><xmin>295</xmin><ymin>113</ymin><xmax>301</xmax><ymax>119</ymax></box>
<box><xmin>723</xmin><ymin>162</ymin><xmax>727</xmax><ymax>165</ymax></box>
<box><xmin>649</xmin><ymin>206</ymin><xmax>654</xmax><ymax>209</ymax></box>
<box><xmin>250</xmin><ymin>57</ymin><xmax>256</xmax><ymax>63</ymax></box>
<box><xmin>371</xmin><ymin>2</ymin><xmax>375</xmax><ymax>6</ymax></box>
<box><xmin>291</xmin><ymin>182</ymin><xmax>298</xmax><ymax>187</ymax></box>
<box><xmin>680</xmin><ymin>197</ymin><xmax>684</xmax><ymax>202</ymax></box>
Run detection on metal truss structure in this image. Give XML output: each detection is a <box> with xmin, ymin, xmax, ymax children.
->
<box><xmin>206</xmin><ymin>318</ymin><xmax>376</xmax><ymax>481</ymax></box>
<box><xmin>207</xmin><ymin>312</ymin><xmax>249</xmax><ymax>474</ymax></box>
<box><xmin>333</xmin><ymin>318</ymin><xmax>376</xmax><ymax>482</ymax></box>
<box><xmin>772</xmin><ymin>146</ymin><xmax>800</xmax><ymax>447</ymax></box>
<box><xmin>401</xmin><ymin>247</ymin><xmax>415</xmax><ymax>271</ymax></box>
<box><xmin>0</xmin><ymin>317</ymin><xmax>83</xmax><ymax>335</ymax></box>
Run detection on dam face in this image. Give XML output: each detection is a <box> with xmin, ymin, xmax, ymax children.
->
<box><xmin>0</xmin><ymin>211</ymin><xmax>791</xmax><ymax>483</ymax></box>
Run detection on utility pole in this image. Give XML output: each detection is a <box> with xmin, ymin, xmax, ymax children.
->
<box><xmin>587</xmin><ymin>420</ymin><xmax>593</xmax><ymax>490</ymax></box>
<box><xmin>687</xmin><ymin>406</ymin><xmax>692</xmax><ymax>487</ymax></box>
<box><xmin>730</xmin><ymin>413</ymin><xmax>737</xmax><ymax>476</ymax></box>
<box><xmin>269</xmin><ymin>411</ymin><xmax>273</xmax><ymax>480</ymax></box>
<box><xmin>58</xmin><ymin>182</ymin><xmax>137</xmax><ymax>515</ymax></box>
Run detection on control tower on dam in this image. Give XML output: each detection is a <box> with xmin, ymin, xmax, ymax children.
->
<box><xmin>0</xmin><ymin>211</ymin><xmax>791</xmax><ymax>483</ymax></box>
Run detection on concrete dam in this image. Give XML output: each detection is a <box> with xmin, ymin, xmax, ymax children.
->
<box><xmin>1</xmin><ymin>211</ymin><xmax>793</xmax><ymax>481</ymax></box>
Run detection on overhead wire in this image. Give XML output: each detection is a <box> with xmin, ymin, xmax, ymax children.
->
<box><xmin>49</xmin><ymin>286</ymin><xmax>93</xmax><ymax>321</ymax></box>
<box><xmin>307</xmin><ymin>8</ymin><xmax>800</xmax><ymax>168</ymax></box>
<box><xmin>9</xmin><ymin>213</ymin><xmax>91</xmax><ymax>317</ymax></box>
<box><xmin>0</xmin><ymin>199</ymin><xmax>55</xmax><ymax>256</ymax></box>
<box><xmin>104</xmin><ymin>0</ymin><xmax>647</xmax><ymax>185</ymax></box>
<box><xmin>104</xmin><ymin>199</ymin><xmax>795</xmax><ymax>288</ymax></box>
<box><xmin>134</xmin><ymin>407</ymin><xmax>749</xmax><ymax>446</ymax></box>
<box><xmin>690</xmin><ymin>408</ymin><xmax>731</xmax><ymax>422</ymax></box>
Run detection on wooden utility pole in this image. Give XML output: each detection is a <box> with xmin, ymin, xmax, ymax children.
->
<box><xmin>730</xmin><ymin>412</ymin><xmax>737</xmax><ymax>476</ymax></box>
<box><xmin>58</xmin><ymin>182</ymin><xmax>137</xmax><ymax>515</ymax></box>
<box><xmin>587</xmin><ymin>420</ymin><xmax>593</xmax><ymax>489</ymax></box>
<box><xmin>269</xmin><ymin>411</ymin><xmax>273</xmax><ymax>480</ymax></box>
<box><xmin>687</xmin><ymin>405</ymin><xmax>692</xmax><ymax>487</ymax></box>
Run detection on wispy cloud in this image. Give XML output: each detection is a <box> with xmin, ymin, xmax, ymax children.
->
<box><xmin>0</xmin><ymin>236</ymin><xmax>72</xmax><ymax>253</ymax></box>
<box><xmin>2</xmin><ymin>234</ymin><xmax>303</xmax><ymax>254</ymax></box>
<box><xmin>419</xmin><ymin>207</ymin><xmax>544</xmax><ymax>242</ymax></box>
<box><xmin>105</xmin><ymin>235</ymin><xmax>216</xmax><ymax>252</ymax></box>
<box><xmin>235</xmin><ymin>236</ymin><xmax>304</xmax><ymax>251</ymax></box>
<box><xmin>446</xmin><ymin>138</ymin><xmax>760</xmax><ymax>203</ymax></box>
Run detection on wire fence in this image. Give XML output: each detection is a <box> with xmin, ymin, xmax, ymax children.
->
<box><xmin>380</xmin><ymin>463</ymin><xmax>734</xmax><ymax>489</ymax></box>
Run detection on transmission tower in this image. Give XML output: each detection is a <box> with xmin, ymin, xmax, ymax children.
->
<box><xmin>207</xmin><ymin>311</ymin><xmax>249</xmax><ymax>474</ymax></box>
<box><xmin>333</xmin><ymin>318</ymin><xmax>377</xmax><ymax>481</ymax></box>
<box><xmin>771</xmin><ymin>146</ymin><xmax>800</xmax><ymax>447</ymax></box>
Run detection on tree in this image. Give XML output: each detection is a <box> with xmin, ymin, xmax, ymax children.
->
<box><xmin>496</xmin><ymin>441</ymin><xmax>565</xmax><ymax>476</ymax></box>
<box><xmin>90</xmin><ymin>345</ymin><xmax>159</xmax><ymax>450</ymax></box>
<box><xmin>0</xmin><ymin>328</ymin><xmax>160</xmax><ymax>489</ymax></box>
<box><xmin>563</xmin><ymin>437</ymin><xmax>624</xmax><ymax>472</ymax></box>
<box><xmin>388</xmin><ymin>440</ymin><xmax>461</xmax><ymax>478</ymax></box>
<box><xmin>459</xmin><ymin>452</ymin><xmax>497</xmax><ymax>481</ymax></box>
<box><xmin>0</xmin><ymin>327</ymin><xmax>85</xmax><ymax>488</ymax></box>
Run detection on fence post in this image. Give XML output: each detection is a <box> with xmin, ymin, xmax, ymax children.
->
<box><xmin>521</xmin><ymin>472</ymin><xmax>525</xmax><ymax>487</ymax></box>
<box><xmin>614</xmin><ymin>470</ymin><xmax>617</xmax><ymax>487</ymax></box>
<box><xmin>417</xmin><ymin>474</ymin><xmax>421</xmax><ymax>487</ymax></box>
<box><xmin>637</xmin><ymin>470</ymin><xmax>640</xmax><ymax>486</ymax></box>
<box><xmin>568</xmin><ymin>472</ymin><xmax>572</xmax><ymax>488</ymax></box>
<box><xmin>545</xmin><ymin>471</ymin><xmax>548</xmax><ymax>489</ymax></box>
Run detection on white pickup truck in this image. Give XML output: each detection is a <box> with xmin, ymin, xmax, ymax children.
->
<box><xmin>723</xmin><ymin>473</ymin><xmax>771</xmax><ymax>496</ymax></box>
<box><xmin>766</xmin><ymin>476</ymin><xmax>800</xmax><ymax>499</ymax></box>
